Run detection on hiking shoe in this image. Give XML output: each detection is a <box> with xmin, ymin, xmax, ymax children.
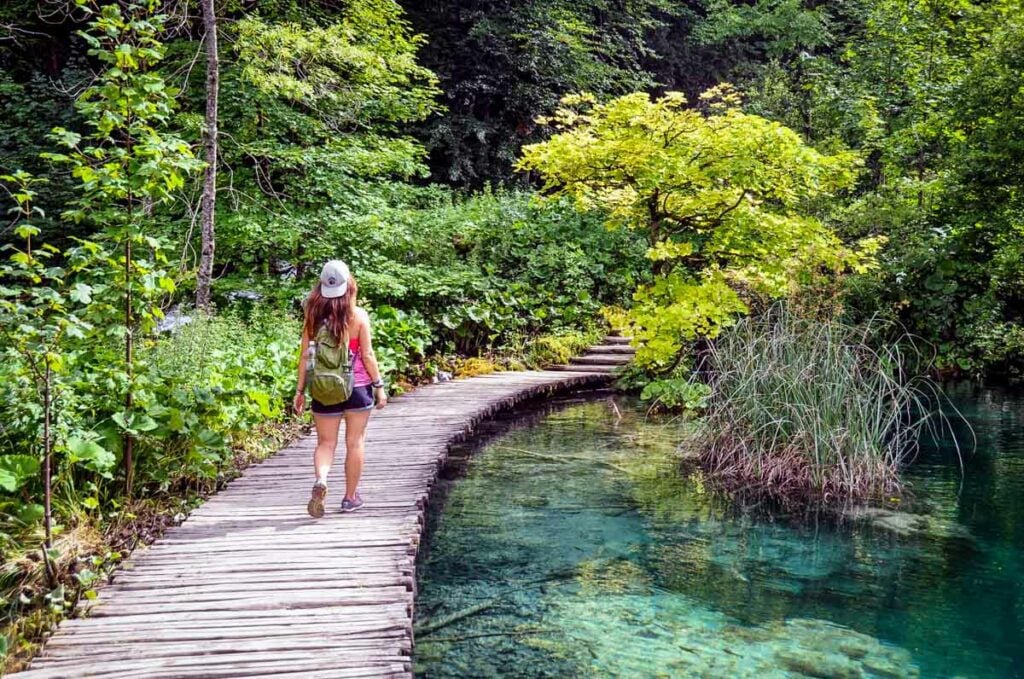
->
<box><xmin>307</xmin><ymin>481</ymin><xmax>328</xmax><ymax>518</ymax></box>
<box><xmin>340</xmin><ymin>493</ymin><xmax>364</xmax><ymax>513</ymax></box>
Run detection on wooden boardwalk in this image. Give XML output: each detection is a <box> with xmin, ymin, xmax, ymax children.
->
<box><xmin>10</xmin><ymin>369</ymin><xmax>610</xmax><ymax>679</ymax></box>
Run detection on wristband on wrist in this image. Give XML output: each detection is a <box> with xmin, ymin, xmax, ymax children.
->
<box><xmin>371</xmin><ymin>379</ymin><xmax>385</xmax><ymax>389</ymax></box>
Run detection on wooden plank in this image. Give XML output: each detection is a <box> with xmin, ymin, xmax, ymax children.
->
<box><xmin>8</xmin><ymin>369</ymin><xmax>608</xmax><ymax>678</ymax></box>
<box><xmin>27</xmin><ymin>652</ymin><xmax>414</xmax><ymax>671</ymax></box>
<box><xmin>59</xmin><ymin>605</ymin><xmax>410</xmax><ymax>629</ymax></box>
<box><xmin>38</xmin><ymin>636</ymin><xmax>410</xmax><ymax>662</ymax></box>
<box><xmin>46</xmin><ymin>621</ymin><xmax>410</xmax><ymax>645</ymax></box>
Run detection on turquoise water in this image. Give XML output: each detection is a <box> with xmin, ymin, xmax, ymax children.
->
<box><xmin>414</xmin><ymin>386</ymin><xmax>1024</xmax><ymax>678</ymax></box>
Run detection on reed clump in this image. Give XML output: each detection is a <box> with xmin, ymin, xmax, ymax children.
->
<box><xmin>693</xmin><ymin>307</ymin><xmax>946</xmax><ymax>505</ymax></box>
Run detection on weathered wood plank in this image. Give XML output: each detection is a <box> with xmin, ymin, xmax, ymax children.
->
<box><xmin>8</xmin><ymin>369</ymin><xmax>608</xmax><ymax>678</ymax></box>
<box><xmin>59</xmin><ymin>605</ymin><xmax>410</xmax><ymax>629</ymax></box>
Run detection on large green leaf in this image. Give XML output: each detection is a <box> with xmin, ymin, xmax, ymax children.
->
<box><xmin>15</xmin><ymin>503</ymin><xmax>44</xmax><ymax>525</ymax></box>
<box><xmin>66</xmin><ymin>437</ymin><xmax>116</xmax><ymax>476</ymax></box>
<box><xmin>0</xmin><ymin>455</ymin><xmax>40</xmax><ymax>493</ymax></box>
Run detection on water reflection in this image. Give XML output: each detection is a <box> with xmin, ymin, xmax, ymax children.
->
<box><xmin>415</xmin><ymin>387</ymin><xmax>1024</xmax><ymax>678</ymax></box>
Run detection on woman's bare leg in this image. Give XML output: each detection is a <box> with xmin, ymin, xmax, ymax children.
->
<box><xmin>313</xmin><ymin>413</ymin><xmax>343</xmax><ymax>482</ymax></box>
<box><xmin>343</xmin><ymin>408</ymin><xmax>371</xmax><ymax>499</ymax></box>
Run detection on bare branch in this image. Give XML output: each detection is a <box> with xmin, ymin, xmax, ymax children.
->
<box><xmin>0</xmin><ymin>22</ymin><xmax>50</xmax><ymax>45</ymax></box>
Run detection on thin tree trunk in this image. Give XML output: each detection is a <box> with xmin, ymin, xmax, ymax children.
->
<box><xmin>41</xmin><ymin>361</ymin><xmax>57</xmax><ymax>586</ymax></box>
<box><xmin>42</xmin><ymin>364</ymin><xmax>52</xmax><ymax>546</ymax></box>
<box><xmin>124</xmin><ymin>231</ymin><xmax>134</xmax><ymax>495</ymax></box>
<box><xmin>123</xmin><ymin>96</ymin><xmax>136</xmax><ymax>495</ymax></box>
<box><xmin>196</xmin><ymin>0</ymin><xmax>219</xmax><ymax>312</ymax></box>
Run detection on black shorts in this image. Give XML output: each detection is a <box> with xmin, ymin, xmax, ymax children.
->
<box><xmin>311</xmin><ymin>385</ymin><xmax>375</xmax><ymax>415</ymax></box>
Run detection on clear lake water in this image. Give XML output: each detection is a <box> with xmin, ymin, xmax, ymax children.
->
<box><xmin>414</xmin><ymin>384</ymin><xmax>1024</xmax><ymax>678</ymax></box>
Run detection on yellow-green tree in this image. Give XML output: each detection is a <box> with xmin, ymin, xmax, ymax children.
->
<box><xmin>518</xmin><ymin>87</ymin><xmax>876</xmax><ymax>368</ymax></box>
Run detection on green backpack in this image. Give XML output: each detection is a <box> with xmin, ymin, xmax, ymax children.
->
<box><xmin>307</xmin><ymin>325</ymin><xmax>355</xmax><ymax>406</ymax></box>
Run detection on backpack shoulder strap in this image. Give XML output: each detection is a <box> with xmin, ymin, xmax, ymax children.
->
<box><xmin>313</xmin><ymin>325</ymin><xmax>354</xmax><ymax>352</ymax></box>
<box><xmin>314</xmin><ymin>323</ymin><xmax>352</xmax><ymax>353</ymax></box>
<box><xmin>314</xmin><ymin>324</ymin><xmax>331</xmax><ymax>345</ymax></box>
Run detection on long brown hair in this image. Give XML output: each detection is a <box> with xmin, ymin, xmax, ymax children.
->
<box><xmin>304</xmin><ymin>274</ymin><xmax>358</xmax><ymax>342</ymax></box>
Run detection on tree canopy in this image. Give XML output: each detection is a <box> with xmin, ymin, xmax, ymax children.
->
<box><xmin>519</xmin><ymin>88</ymin><xmax>875</xmax><ymax>366</ymax></box>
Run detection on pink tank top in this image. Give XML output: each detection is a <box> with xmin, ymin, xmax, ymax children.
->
<box><xmin>348</xmin><ymin>337</ymin><xmax>372</xmax><ymax>387</ymax></box>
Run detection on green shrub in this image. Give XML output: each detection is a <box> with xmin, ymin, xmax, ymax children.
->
<box><xmin>524</xmin><ymin>329</ymin><xmax>602</xmax><ymax>368</ymax></box>
<box><xmin>369</xmin><ymin>305</ymin><xmax>432</xmax><ymax>380</ymax></box>
<box><xmin>0</xmin><ymin>310</ymin><xmax>300</xmax><ymax>506</ymax></box>
<box><xmin>640</xmin><ymin>378</ymin><xmax>711</xmax><ymax>412</ymax></box>
<box><xmin>0</xmin><ymin>307</ymin><xmax>302</xmax><ymax>657</ymax></box>
<box><xmin>135</xmin><ymin>311</ymin><xmax>299</xmax><ymax>489</ymax></box>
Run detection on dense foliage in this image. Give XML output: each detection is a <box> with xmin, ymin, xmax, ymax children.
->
<box><xmin>4</xmin><ymin>0</ymin><xmax>1022</xmax><ymax>375</ymax></box>
<box><xmin>0</xmin><ymin>0</ymin><xmax>646</xmax><ymax>666</ymax></box>
<box><xmin>700</xmin><ymin>0</ymin><xmax>1024</xmax><ymax>374</ymax></box>
<box><xmin>1</xmin><ymin>0</ymin><xmax>1022</xmax><ymax>665</ymax></box>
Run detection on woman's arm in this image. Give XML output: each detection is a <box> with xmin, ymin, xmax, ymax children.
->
<box><xmin>358</xmin><ymin>308</ymin><xmax>388</xmax><ymax>409</ymax></box>
<box><xmin>293</xmin><ymin>326</ymin><xmax>310</xmax><ymax>415</ymax></box>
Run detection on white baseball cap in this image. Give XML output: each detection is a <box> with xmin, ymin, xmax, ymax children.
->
<box><xmin>319</xmin><ymin>260</ymin><xmax>350</xmax><ymax>298</ymax></box>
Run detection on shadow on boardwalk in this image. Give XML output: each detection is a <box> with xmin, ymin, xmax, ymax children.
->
<box><xmin>9</xmin><ymin>370</ymin><xmax>609</xmax><ymax>679</ymax></box>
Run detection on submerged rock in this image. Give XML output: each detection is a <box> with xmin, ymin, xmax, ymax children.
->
<box><xmin>773</xmin><ymin>619</ymin><xmax>916</xmax><ymax>678</ymax></box>
<box><xmin>845</xmin><ymin>506</ymin><xmax>975</xmax><ymax>543</ymax></box>
<box><xmin>846</xmin><ymin>507</ymin><xmax>929</xmax><ymax>536</ymax></box>
<box><xmin>534</xmin><ymin>576</ymin><xmax>920</xmax><ymax>678</ymax></box>
<box><xmin>776</xmin><ymin>648</ymin><xmax>861</xmax><ymax>679</ymax></box>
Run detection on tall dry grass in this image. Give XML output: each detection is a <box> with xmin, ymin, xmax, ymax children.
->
<box><xmin>693</xmin><ymin>306</ymin><xmax>955</xmax><ymax>505</ymax></box>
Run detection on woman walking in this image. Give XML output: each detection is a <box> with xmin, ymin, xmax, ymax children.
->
<box><xmin>293</xmin><ymin>260</ymin><xmax>387</xmax><ymax>517</ymax></box>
